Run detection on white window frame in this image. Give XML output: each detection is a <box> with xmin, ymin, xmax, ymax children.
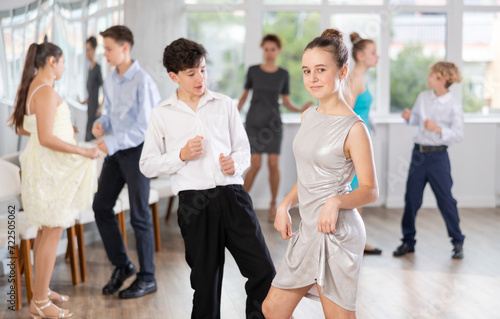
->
<box><xmin>185</xmin><ymin>0</ymin><xmax>500</xmax><ymax>117</ymax></box>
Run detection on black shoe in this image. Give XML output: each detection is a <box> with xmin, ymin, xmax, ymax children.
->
<box><xmin>364</xmin><ymin>247</ymin><xmax>382</xmax><ymax>255</ymax></box>
<box><xmin>119</xmin><ymin>278</ymin><xmax>157</xmax><ymax>299</ymax></box>
<box><xmin>452</xmin><ymin>244</ymin><xmax>464</xmax><ymax>259</ymax></box>
<box><xmin>393</xmin><ymin>243</ymin><xmax>415</xmax><ymax>257</ymax></box>
<box><xmin>102</xmin><ymin>262</ymin><xmax>137</xmax><ymax>295</ymax></box>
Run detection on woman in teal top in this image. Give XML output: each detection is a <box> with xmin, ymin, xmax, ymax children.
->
<box><xmin>347</xmin><ymin>32</ymin><xmax>381</xmax><ymax>255</ymax></box>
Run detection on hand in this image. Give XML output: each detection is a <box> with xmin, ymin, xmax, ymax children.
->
<box><xmin>92</xmin><ymin>121</ymin><xmax>105</xmax><ymax>139</ymax></box>
<box><xmin>317</xmin><ymin>197</ymin><xmax>340</xmax><ymax>234</ymax></box>
<box><xmin>301</xmin><ymin>101</ymin><xmax>313</xmax><ymax>111</ymax></box>
<box><xmin>424</xmin><ymin>119</ymin><xmax>441</xmax><ymax>134</ymax></box>
<box><xmin>73</xmin><ymin>126</ymin><xmax>79</xmax><ymax>133</ymax></box>
<box><xmin>80</xmin><ymin>147</ymin><xmax>100</xmax><ymax>159</ymax></box>
<box><xmin>402</xmin><ymin>109</ymin><xmax>412</xmax><ymax>121</ymax></box>
<box><xmin>180</xmin><ymin>136</ymin><xmax>203</xmax><ymax>161</ymax></box>
<box><xmin>274</xmin><ymin>203</ymin><xmax>293</xmax><ymax>240</ymax></box>
<box><xmin>219</xmin><ymin>153</ymin><xmax>235</xmax><ymax>175</ymax></box>
<box><xmin>96</xmin><ymin>140</ymin><xmax>108</xmax><ymax>154</ymax></box>
<box><xmin>95</xmin><ymin>109</ymin><xmax>101</xmax><ymax>117</ymax></box>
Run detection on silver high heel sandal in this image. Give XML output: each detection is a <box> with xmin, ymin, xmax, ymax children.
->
<box><xmin>30</xmin><ymin>298</ymin><xmax>73</xmax><ymax>319</ymax></box>
<box><xmin>47</xmin><ymin>289</ymin><xmax>69</xmax><ymax>303</ymax></box>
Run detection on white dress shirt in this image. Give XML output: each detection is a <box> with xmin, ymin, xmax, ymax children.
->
<box><xmin>407</xmin><ymin>90</ymin><xmax>464</xmax><ymax>146</ymax></box>
<box><xmin>139</xmin><ymin>89</ymin><xmax>250</xmax><ymax>195</ymax></box>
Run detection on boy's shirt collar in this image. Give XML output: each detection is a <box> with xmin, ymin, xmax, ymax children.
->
<box><xmin>430</xmin><ymin>90</ymin><xmax>452</xmax><ymax>104</ymax></box>
<box><xmin>162</xmin><ymin>88</ymin><xmax>219</xmax><ymax>111</ymax></box>
<box><xmin>112</xmin><ymin>59</ymin><xmax>140</xmax><ymax>82</ymax></box>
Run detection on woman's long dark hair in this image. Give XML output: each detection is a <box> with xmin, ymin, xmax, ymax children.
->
<box><xmin>8</xmin><ymin>42</ymin><xmax>62</xmax><ymax>132</ymax></box>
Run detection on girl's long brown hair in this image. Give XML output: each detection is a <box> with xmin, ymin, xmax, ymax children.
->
<box><xmin>8</xmin><ymin>42</ymin><xmax>62</xmax><ymax>133</ymax></box>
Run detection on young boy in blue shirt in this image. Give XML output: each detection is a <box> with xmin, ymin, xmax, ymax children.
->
<box><xmin>393</xmin><ymin>61</ymin><xmax>465</xmax><ymax>259</ymax></box>
<box><xmin>92</xmin><ymin>25</ymin><xmax>161</xmax><ymax>298</ymax></box>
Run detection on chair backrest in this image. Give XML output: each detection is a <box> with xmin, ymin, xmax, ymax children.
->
<box><xmin>0</xmin><ymin>159</ymin><xmax>21</xmax><ymax>199</ymax></box>
<box><xmin>0</xmin><ymin>152</ymin><xmax>21</xmax><ymax>168</ymax></box>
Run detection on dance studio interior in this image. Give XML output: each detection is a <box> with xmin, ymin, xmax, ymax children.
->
<box><xmin>0</xmin><ymin>0</ymin><xmax>498</xmax><ymax>318</ymax></box>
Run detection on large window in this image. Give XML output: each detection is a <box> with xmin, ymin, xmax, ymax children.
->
<box><xmin>389</xmin><ymin>12</ymin><xmax>446</xmax><ymax>113</ymax></box>
<box><xmin>182</xmin><ymin>1</ymin><xmax>500</xmax><ymax>116</ymax></box>
<box><xmin>462</xmin><ymin>12</ymin><xmax>500</xmax><ymax>113</ymax></box>
<box><xmin>0</xmin><ymin>0</ymin><xmax>123</xmax><ymax>104</ymax></box>
<box><xmin>187</xmin><ymin>11</ymin><xmax>245</xmax><ymax>98</ymax></box>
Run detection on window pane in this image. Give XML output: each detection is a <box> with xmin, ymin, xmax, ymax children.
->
<box><xmin>2</xmin><ymin>28</ymin><xmax>13</xmax><ymax>99</ymax></box>
<box><xmin>12</xmin><ymin>28</ymin><xmax>24</xmax><ymax>88</ymax></box>
<box><xmin>390</xmin><ymin>13</ymin><xmax>446</xmax><ymax>113</ymax></box>
<box><xmin>37</xmin><ymin>11</ymin><xmax>53</xmax><ymax>43</ymax></box>
<box><xmin>187</xmin><ymin>11</ymin><xmax>245</xmax><ymax>98</ymax></box>
<box><xmin>464</xmin><ymin>0</ymin><xmax>500</xmax><ymax>5</ymax></box>
<box><xmin>264</xmin><ymin>0</ymin><xmax>321</xmax><ymax>4</ymax></box>
<box><xmin>330</xmin><ymin>14</ymin><xmax>381</xmax><ymax>111</ymax></box>
<box><xmin>185</xmin><ymin>0</ymin><xmax>243</xmax><ymax>4</ymax></box>
<box><xmin>389</xmin><ymin>0</ymin><xmax>446</xmax><ymax>5</ymax></box>
<box><xmin>463</xmin><ymin>12</ymin><xmax>500</xmax><ymax>113</ymax></box>
<box><xmin>88</xmin><ymin>0</ymin><xmax>103</xmax><ymax>16</ymax></box>
<box><xmin>53</xmin><ymin>14</ymin><xmax>84</xmax><ymax>100</ymax></box>
<box><xmin>330</xmin><ymin>0</ymin><xmax>382</xmax><ymax>5</ymax></box>
<box><xmin>0</xmin><ymin>30</ymin><xmax>4</xmax><ymax>99</ymax></box>
<box><xmin>262</xmin><ymin>11</ymin><xmax>320</xmax><ymax>108</ymax></box>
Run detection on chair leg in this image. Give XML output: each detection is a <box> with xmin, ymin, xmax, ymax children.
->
<box><xmin>116</xmin><ymin>211</ymin><xmax>127</xmax><ymax>250</ymax></box>
<box><xmin>65</xmin><ymin>241</ymin><xmax>70</xmax><ymax>260</ymax></box>
<box><xmin>20</xmin><ymin>239</ymin><xmax>33</xmax><ymax>304</ymax></box>
<box><xmin>151</xmin><ymin>202</ymin><xmax>161</xmax><ymax>252</ymax></box>
<box><xmin>11</xmin><ymin>245</ymin><xmax>22</xmax><ymax>310</ymax></box>
<box><xmin>66</xmin><ymin>227</ymin><xmax>79</xmax><ymax>285</ymax></box>
<box><xmin>75</xmin><ymin>224</ymin><xmax>87</xmax><ymax>282</ymax></box>
<box><xmin>165</xmin><ymin>197</ymin><xmax>175</xmax><ymax>222</ymax></box>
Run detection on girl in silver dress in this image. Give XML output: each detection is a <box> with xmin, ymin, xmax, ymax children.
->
<box><xmin>262</xmin><ymin>28</ymin><xmax>379</xmax><ymax>319</ymax></box>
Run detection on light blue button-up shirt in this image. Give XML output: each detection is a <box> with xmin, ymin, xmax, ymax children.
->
<box><xmin>96</xmin><ymin>60</ymin><xmax>161</xmax><ymax>156</ymax></box>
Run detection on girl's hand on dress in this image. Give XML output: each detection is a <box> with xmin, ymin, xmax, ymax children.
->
<box><xmin>80</xmin><ymin>147</ymin><xmax>100</xmax><ymax>159</ymax></box>
<box><xmin>318</xmin><ymin>197</ymin><xmax>340</xmax><ymax>234</ymax></box>
<box><xmin>274</xmin><ymin>203</ymin><xmax>293</xmax><ymax>240</ymax></box>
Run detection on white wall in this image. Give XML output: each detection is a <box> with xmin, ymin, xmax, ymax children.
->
<box><xmin>124</xmin><ymin>0</ymin><xmax>186</xmax><ymax>101</ymax></box>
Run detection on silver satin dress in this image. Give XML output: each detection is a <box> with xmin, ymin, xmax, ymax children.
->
<box><xmin>272</xmin><ymin>106</ymin><xmax>366</xmax><ymax>311</ymax></box>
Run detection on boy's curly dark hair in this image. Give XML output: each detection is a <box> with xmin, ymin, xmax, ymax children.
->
<box><xmin>163</xmin><ymin>38</ymin><xmax>207</xmax><ymax>74</ymax></box>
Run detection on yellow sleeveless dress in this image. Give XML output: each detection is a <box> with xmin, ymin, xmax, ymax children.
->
<box><xmin>20</xmin><ymin>100</ymin><xmax>98</xmax><ymax>228</ymax></box>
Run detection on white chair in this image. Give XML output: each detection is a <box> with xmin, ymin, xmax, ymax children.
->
<box><xmin>150</xmin><ymin>175</ymin><xmax>176</xmax><ymax>222</ymax></box>
<box><xmin>1</xmin><ymin>151</ymin><xmax>21</xmax><ymax>167</ymax></box>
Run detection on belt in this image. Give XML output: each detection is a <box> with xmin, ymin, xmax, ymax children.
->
<box><xmin>414</xmin><ymin>144</ymin><xmax>448</xmax><ymax>153</ymax></box>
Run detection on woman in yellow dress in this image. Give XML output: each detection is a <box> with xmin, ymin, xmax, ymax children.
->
<box><xmin>9</xmin><ymin>42</ymin><xmax>99</xmax><ymax>318</ymax></box>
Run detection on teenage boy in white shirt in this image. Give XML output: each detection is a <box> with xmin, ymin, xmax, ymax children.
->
<box><xmin>139</xmin><ymin>38</ymin><xmax>275</xmax><ymax>319</ymax></box>
<box><xmin>393</xmin><ymin>61</ymin><xmax>465</xmax><ymax>259</ymax></box>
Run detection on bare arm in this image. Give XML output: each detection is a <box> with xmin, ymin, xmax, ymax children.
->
<box><xmin>275</xmin><ymin>182</ymin><xmax>299</xmax><ymax>240</ymax></box>
<box><xmin>237</xmin><ymin>89</ymin><xmax>249</xmax><ymax>111</ymax></box>
<box><xmin>35</xmin><ymin>87</ymin><xmax>99</xmax><ymax>159</ymax></box>
<box><xmin>282</xmin><ymin>95</ymin><xmax>312</xmax><ymax>113</ymax></box>
<box><xmin>317</xmin><ymin>121</ymin><xmax>379</xmax><ymax>233</ymax></box>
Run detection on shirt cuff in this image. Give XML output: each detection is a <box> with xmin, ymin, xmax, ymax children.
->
<box><xmin>104</xmin><ymin>136</ymin><xmax>118</xmax><ymax>156</ymax></box>
<box><xmin>440</xmin><ymin>127</ymin><xmax>451</xmax><ymax>144</ymax></box>
<box><xmin>165</xmin><ymin>149</ymin><xmax>187</xmax><ymax>171</ymax></box>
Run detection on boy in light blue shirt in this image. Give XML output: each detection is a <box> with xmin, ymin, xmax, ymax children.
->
<box><xmin>92</xmin><ymin>25</ymin><xmax>161</xmax><ymax>298</ymax></box>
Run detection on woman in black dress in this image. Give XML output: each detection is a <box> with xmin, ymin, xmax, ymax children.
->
<box><xmin>83</xmin><ymin>36</ymin><xmax>103</xmax><ymax>141</ymax></box>
<box><xmin>238</xmin><ymin>34</ymin><xmax>312</xmax><ymax>222</ymax></box>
